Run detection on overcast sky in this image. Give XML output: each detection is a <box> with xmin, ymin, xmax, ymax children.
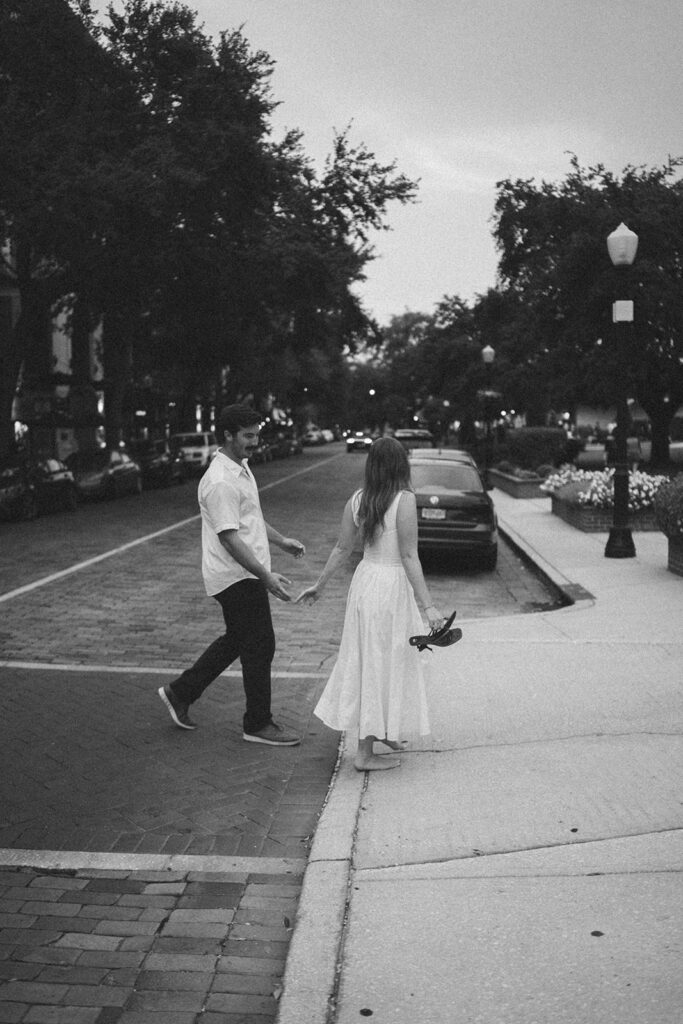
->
<box><xmin>190</xmin><ymin>0</ymin><xmax>681</xmax><ymax>324</ymax></box>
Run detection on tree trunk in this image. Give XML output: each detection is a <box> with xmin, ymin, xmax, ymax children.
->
<box><xmin>640</xmin><ymin>393</ymin><xmax>675</xmax><ymax>468</ymax></box>
<box><xmin>102</xmin><ymin>312</ymin><xmax>131</xmax><ymax>448</ymax></box>
<box><xmin>0</xmin><ymin>309</ymin><xmax>22</xmax><ymax>458</ymax></box>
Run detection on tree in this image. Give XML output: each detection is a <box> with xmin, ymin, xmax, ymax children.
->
<box><xmin>492</xmin><ymin>156</ymin><xmax>683</xmax><ymax>461</ymax></box>
<box><xmin>0</xmin><ymin>0</ymin><xmax>134</xmax><ymax>456</ymax></box>
<box><xmin>1</xmin><ymin>0</ymin><xmax>419</xmax><ymax>453</ymax></box>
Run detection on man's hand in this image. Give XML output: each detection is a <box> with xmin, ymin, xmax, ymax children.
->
<box><xmin>280</xmin><ymin>537</ymin><xmax>305</xmax><ymax>559</ymax></box>
<box><xmin>264</xmin><ymin>571</ymin><xmax>293</xmax><ymax>601</ymax></box>
<box><xmin>294</xmin><ymin>585</ymin><xmax>319</xmax><ymax>606</ymax></box>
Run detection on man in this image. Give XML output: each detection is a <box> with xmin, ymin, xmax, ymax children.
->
<box><xmin>158</xmin><ymin>404</ymin><xmax>305</xmax><ymax>745</ymax></box>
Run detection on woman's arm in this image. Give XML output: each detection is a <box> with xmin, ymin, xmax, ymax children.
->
<box><xmin>295</xmin><ymin>497</ymin><xmax>359</xmax><ymax>604</ymax></box>
<box><xmin>396</xmin><ymin>491</ymin><xmax>444</xmax><ymax>628</ymax></box>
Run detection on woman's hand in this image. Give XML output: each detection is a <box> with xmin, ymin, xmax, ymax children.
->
<box><xmin>295</xmin><ymin>585</ymin><xmax>320</xmax><ymax>606</ymax></box>
<box><xmin>424</xmin><ymin>604</ymin><xmax>444</xmax><ymax>629</ymax></box>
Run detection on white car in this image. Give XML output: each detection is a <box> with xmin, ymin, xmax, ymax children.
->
<box><xmin>169</xmin><ymin>432</ymin><xmax>218</xmax><ymax>474</ymax></box>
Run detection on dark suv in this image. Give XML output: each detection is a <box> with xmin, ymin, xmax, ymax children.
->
<box><xmin>128</xmin><ymin>439</ymin><xmax>185</xmax><ymax>487</ymax></box>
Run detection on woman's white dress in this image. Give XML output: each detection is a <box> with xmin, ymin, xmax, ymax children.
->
<box><xmin>314</xmin><ymin>490</ymin><xmax>431</xmax><ymax>740</ymax></box>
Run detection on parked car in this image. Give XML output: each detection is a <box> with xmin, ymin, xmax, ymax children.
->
<box><xmin>66</xmin><ymin>449</ymin><xmax>143</xmax><ymax>500</ymax></box>
<box><xmin>0</xmin><ymin>456</ymin><xmax>79</xmax><ymax>521</ymax></box>
<box><xmin>346</xmin><ymin>430</ymin><xmax>373</xmax><ymax>453</ymax></box>
<box><xmin>321</xmin><ymin>428</ymin><xmax>335</xmax><ymax>443</ymax></box>
<box><xmin>395</xmin><ymin>428</ymin><xmax>435</xmax><ymax>450</ymax></box>
<box><xmin>250</xmin><ymin>436</ymin><xmax>273</xmax><ymax>464</ymax></box>
<box><xmin>261</xmin><ymin>426</ymin><xmax>302</xmax><ymax>459</ymax></box>
<box><xmin>128</xmin><ymin>439</ymin><xmax>185</xmax><ymax>487</ymax></box>
<box><xmin>302</xmin><ymin>426</ymin><xmax>326</xmax><ymax>446</ymax></box>
<box><xmin>409</xmin><ymin>451</ymin><xmax>498</xmax><ymax>570</ymax></box>
<box><xmin>169</xmin><ymin>431</ymin><xmax>218</xmax><ymax>474</ymax></box>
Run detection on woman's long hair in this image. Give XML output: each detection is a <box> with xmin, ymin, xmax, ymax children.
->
<box><xmin>357</xmin><ymin>437</ymin><xmax>412</xmax><ymax>544</ymax></box>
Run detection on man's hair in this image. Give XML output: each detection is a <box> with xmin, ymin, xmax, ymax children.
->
<box><xmin>218</xmin><ymin>404</ymin><xmax>262</xmax><ymax>436</ymax></box>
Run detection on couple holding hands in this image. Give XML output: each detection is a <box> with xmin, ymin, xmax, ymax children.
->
<box><xmin>158</xmin><ymin>405</ymin><xmax>453</xmax><ymax>771</ymax></box>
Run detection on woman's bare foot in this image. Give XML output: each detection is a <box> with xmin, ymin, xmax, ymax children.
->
<box><xmin>354</xmin><ymin>754</ymin><xmax>400</xmax><ymax>772</ymax></box>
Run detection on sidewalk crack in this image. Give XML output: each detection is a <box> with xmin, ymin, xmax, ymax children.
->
<box><xmin>359</xmin><ymin>826</ymin><xmax>683</xmax><ymax>876</ymax></box>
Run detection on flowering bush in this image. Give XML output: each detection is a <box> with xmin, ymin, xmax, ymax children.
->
<box><xmin>540</xmin><ymin>466</ymin><xmax>594</xmax><ymax>494</ymax></box>
<box><xmin>576</xmin><ymin>470</ymin><xmax>667</xmax><ymax>511</ymax></box>
<box><xmin>653</xmin><ymin>474</ymin><xmax>683</xmax><ymax>537</ymax></box>
<box><xmin>542</xmin><ymin>466</ymin><xmax>668</xmax><ymax>511</ymax></box>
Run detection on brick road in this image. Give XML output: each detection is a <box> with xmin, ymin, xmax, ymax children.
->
<box><xmin>0</xmin><ymin>444</ymin><xmax>560</xmax><ymax>1022</ymax></box>
<box><xmin>0</xmin><ymin>864</ymin><xmax>302</xmax><ymax>1024</ymax></box>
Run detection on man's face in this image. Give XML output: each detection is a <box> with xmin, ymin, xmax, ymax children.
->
<box><xmin>224</xmin><ymin>425</ymin><xmax>260</xmax><ymax>463</ymax></box>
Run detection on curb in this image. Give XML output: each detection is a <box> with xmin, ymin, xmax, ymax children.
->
<box><xmin>276</xmin><ymin>736</ymin><xmax>363</xmax><ymax>1024</ymax></box>
<box><xmin>496</xmin><ymin>514</ymin><xmax>595</xmax><ymax>610</ymax></box>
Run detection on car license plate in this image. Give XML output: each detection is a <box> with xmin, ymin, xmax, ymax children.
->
<box><xmin>422</xmin><ymin>508</ymin><xmax>446</xmax><ymax>520</ymax></box>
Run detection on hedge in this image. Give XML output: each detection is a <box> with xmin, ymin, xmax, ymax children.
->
<box><xmin>505</xmin><ymin>428</ymin><xmax>569</xmax><ymax>470</ymax></box>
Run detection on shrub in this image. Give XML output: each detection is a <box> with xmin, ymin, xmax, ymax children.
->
<box><xmin>544</xmin><ymin>467</ymin><xmax>668</xmax><ymax>511</ymax></box>
<box><xmin>555</xmin><ymin>479</ymin><xmax>592</xmax><ymax>506</ymax></box>
<box><xmin>654</xmin><ymin>473</ymin><xmax>683</xmax><ymax>537</ymax></box>
<box><xmin>577</xmin><ymin>470</ymin><xmax>668</xmax><ymax>511</ymax></box>
<box><xmin>494</xmin><ymin>460</ymin><xmax>515</xmax><ymax>474</ymax></box>
<box><xmin>506</xmin><ymin>428</ymin><xmax>569</xmax><ymax>469</ymax></box>
<box><xmin>541</xmin><ymin>466</ymin><xmax>593</xmax><ymax>494</ymax></box>
<box><xmin>536</xmin><ymin>463</ymin><xmax>555</xmax><ymax>479</ymax></box>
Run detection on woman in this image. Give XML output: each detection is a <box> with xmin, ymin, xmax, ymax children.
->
<box><xmin>296</xmin><ymin>436</ymin><xmax>445</xmax><ymax>771</ymax></box>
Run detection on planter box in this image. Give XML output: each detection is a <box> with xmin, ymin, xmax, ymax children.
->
<box><xmin>551</xmin><ymin>495</ymin><xmax>659</xmax><ymax>532</ymax></box>
<box><xmin>668</xmin><ymin>536</ymin><xmax>683</xmax><ymax>577</ymax></box>
<box><xmin>489</xmin><ymin>468</ymin><xmax>547</xmax><ymax>499</ymax></box>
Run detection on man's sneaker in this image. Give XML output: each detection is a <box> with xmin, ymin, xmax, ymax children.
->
<box><xmin>243</xmin><ymin>721</ymin><xmax>300</xmax><ymax>746</ymax></box>
<box><xmin>158</xmin><ymin>686</ymin><xmax>196</xmax><ymax>730</ymax></box>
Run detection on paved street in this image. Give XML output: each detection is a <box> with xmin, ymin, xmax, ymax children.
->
<box><xmin>0</xmin><ymin>444</ymin><xmax>560</xmax><ymax>1023</ymax></box>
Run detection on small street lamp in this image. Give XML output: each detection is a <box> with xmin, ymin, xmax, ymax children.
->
<box><xmin>481</xmin><ymin>345</ymin><xmax>496</xmax><ymax>487</ymax></box>
<box><xmin>605</xmin><ymin>222</ymin><xmax>638</xmax><ymax>559</ymax></box>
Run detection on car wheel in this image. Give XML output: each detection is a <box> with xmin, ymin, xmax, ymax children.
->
<box><xmin>21</xmin><ymin>492</ymin><xmax>39</xmax><ymax>521</ymax></box>
<box><xmin>64</xmin><ymin>487</ymin><xmax>79</xmax><ymax>512</ymax></box>
<box><xmin>481</xmin><ymin>546</ymin><xmax>498</xmax><ymax>571</ymax></box>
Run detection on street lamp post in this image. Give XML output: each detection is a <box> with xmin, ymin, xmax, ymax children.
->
<box><xmin>604</xmin><ymin>222</ymin><xmax>638</xmax><ymax>559</ymax></box>
<box><xmin>481</xmin><ymin>345</ymin><xmax>495</xmax><ymax>487</ymax></box>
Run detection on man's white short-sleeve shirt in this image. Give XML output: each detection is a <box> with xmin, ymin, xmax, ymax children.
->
<box><xmin>198</xmin><ymin>451</ymin><xmax>270</xmax><ymax>596</ymax></box>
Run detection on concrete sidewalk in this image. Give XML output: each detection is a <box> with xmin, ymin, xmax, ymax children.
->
<box><xmin>277</xmin><ymin>491</ymin><xmax>683</xmax><ymax>1024</ymax></box>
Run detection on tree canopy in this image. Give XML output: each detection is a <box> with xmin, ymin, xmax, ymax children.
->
<box><xmin>0</xmin><ymin>0</ymin><xmax>418</xmax><ymax>454</ymax></box>
<box><xmin>492</xmin><ymin>156</ymin><xmax>683</xmax><ymax>460</ymax></box>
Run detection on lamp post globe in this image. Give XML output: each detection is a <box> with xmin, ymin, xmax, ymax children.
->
<box><xmin>607</xmin><ymin>222</ymin><xmax>639</xmax><ymax>267</ymax></box>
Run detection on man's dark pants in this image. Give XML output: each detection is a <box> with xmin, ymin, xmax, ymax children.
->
<box><xmin>169</xmin><ymin>578</ymin><xmax>275</xmax><ymax>734</ymax></box>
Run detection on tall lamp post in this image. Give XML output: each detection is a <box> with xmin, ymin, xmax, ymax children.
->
<box><xmin>604</xmin><ymin>222</ymin><xmax>638</xmax><ymax>559</ymax></box>
<box><xmin>481</xmin><ymin>345</ymin><xmax>495</xmax><ymax>487</ymax></box>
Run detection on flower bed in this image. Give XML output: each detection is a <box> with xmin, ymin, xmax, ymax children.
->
<box><xmin>543</xmin><ymin>467</ymin><xmax>667</xmax><ymax>533</ymax></box>
<box><xmin>550</xmin><ymin>495</ymin><xmax>659</xmax><ymax>532</ymax></box>
<box><xmin>488</xmin><ymin>467</ymin><xmax>547</xmax><ymax>499</ymax></box>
